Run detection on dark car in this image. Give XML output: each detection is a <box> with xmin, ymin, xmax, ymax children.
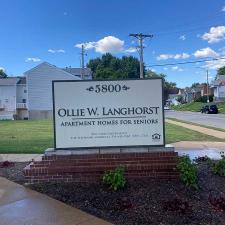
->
<box><xmin>201</xmin><ymin>105</ymin><xmax>218</xmax><ymax>114</ymax></box>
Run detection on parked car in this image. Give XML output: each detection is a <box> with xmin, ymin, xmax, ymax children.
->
<box><xmin>201</xmin><ymin>105</ymin><xmax>218</xmax><ymax>114</ymax></box>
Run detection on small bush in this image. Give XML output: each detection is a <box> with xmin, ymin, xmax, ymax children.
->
<box><xmin>103</xmin><ymin>167</ymin><xmax>126</xmax><ymax>191</ymax></box>
<box><xmin>220</xmin><ymin>151</ymin><xmax>225</xmax><ymax>159</ymax></box>
<box><xmin>210</xmin><ymin>159</ymin><xmax>225</xmax><ymax>177</ymax></box>
<box><xmin>195</xmin><ymin>95</ymin><xmax>213</xmax><ymax>103</ymax></box>
<box><xmin>177</xmin><ymin>156</ymin><xmax>198</xmax><ymax>189</ymax></box>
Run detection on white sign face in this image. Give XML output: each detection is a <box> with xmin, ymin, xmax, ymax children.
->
<box><xmin>53</xmin><ymin>79</ymin><xmax>165</xmax><ymax>149</ymax></box>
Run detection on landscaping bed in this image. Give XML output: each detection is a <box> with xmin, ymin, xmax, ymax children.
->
<box><xmin>1</xmin><ymin>161</ymin><xmax>225</xmax><ymax>225</ymax></box>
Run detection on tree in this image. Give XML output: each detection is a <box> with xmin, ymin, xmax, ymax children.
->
<box><xmin>87</xmin><ymin>53</ymin><xmax>140</xmax><ymax>80</ymax></box>
<box><xmin>191</xmin><ymin>83</ymin><xmax>200</xmax><ymax>88</ymax></box>
<box><xmin>0</xmin><ymin>69</ymin><xmax>7</xmax><ymax>78</ymax></box>
<box><xmin>146</xmin><ymin>70</ymin><xmax>177</xmax><ymax>89</ymax></box>
<box><xmin>146</xmin><ymin>70</ymin><xmax>177</xmax><ymax>101</ymax></box>
<box><xmin>217</xmin><ymin>66</ymin><xmax>225</xmax><ymax>76</ymax></box>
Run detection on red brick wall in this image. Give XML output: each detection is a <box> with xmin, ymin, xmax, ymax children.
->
<box><xmin>24</xmin><ymin>151</ymin><xmax>179</xmax><ymax>184</ymax></box>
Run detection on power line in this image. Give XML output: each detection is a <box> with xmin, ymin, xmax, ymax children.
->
<box><xmin>146</xmin><ymin>56</ymin><xmax>225</xmax><ymax>68</ymax></box>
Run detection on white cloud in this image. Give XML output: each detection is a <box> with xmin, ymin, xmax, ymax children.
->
<box><xmin>205</xmin><ymin>58</ymin><xmax>225</xmax><ymax>69</ymax></box>
<box><xmin>193</xmin><ymin>47</ymin><xmax>219</xmax><ymax>58</ymax></box>
<box><xmin>25</xmin><ymin>57</ymin><xmax>41</xmax><ymax>62</ymax></box>
<box><xmin>0</xmin><ymin>67</ymin><xmax>5</xmax><ymax>71</ymax></box>
<box><xmin>75</xmin><ymin>36</ymin><xmax>125</xmax><ymax>54</ymax></box>
<box><xmin>124</xmin><ymin>47</ymin><xmax>137</xmax><ymax>53</ymax></box>
<box><xmin>172</xmin><ymin>66</ymin><xmax>178</xmax><ymax>70</ymax></box>
<box><xmin>157</xmin><ymin>53</ymin><xmax>190</xmax><ymax>60</ymax></box>
<box><xmin>156</xmin><ymin>54</ymin><xmax>173</xmax><ymax>60</ymax></box>
<box><xmin>171</xmin><ymin>66</ymin><xmax>183</xmax><ymax>72</ymax></box>
<box><xmin>201</xmin><ymin>26</ymin><xmax>225</xmax><ymax>43</ymax></box>
<box><xmin>48</xmin><ymin>49</ymin><xmax>65</xmax><ymax>53</ymax></box>
<box><xmin>163</xmin><ymin>67</ymin><xmax>168</xmax><ymax>71</ymax></box>
<box><xmin>179</xmin><ymin>35</ymin><xmax>186</xmax><ymax>41</ymax></box>
<box><xmin>222</xmin><ymin>6</ymin><xmax>225</xmax><ymax>11</ymax></box>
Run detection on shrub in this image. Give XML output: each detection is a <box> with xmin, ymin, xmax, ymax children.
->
<box><xmin>210</xmin><ymin>159</ymin><xmax>225</xmax><ymax>177</ymax></box>
<box><xmin>220</xmin><ymin>151</ymin><xmax>225</xmax><ymax>159</ymax></box>
<box><xmin>177</xmin><ymin>156</ymin><xmax>198</xmax><ymax>189</ymax></box>
<box><xmin>103</xmin><ymin>167</ymin><xmax>126</xmax><ymax>191</ymax></box>
<box><xmin>195</xmin><ymin>95</ymin><xmax>213</xmax><ymax>103</ymax></box>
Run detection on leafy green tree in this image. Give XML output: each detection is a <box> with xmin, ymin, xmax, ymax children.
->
<box><xmin>87</xmin><ymin>53</ymin><xmax>140</xmax><ymax>80</ymax></box>
<box><xmin>217</xmin><ymin>66</ymin><xmax>225</xmax><ymax>76</ymax></box>
<box><xmin>191</xmin><ymin>83</ymin><xmax>200</xmax><ymax>88</ymax></box>
<box><xmin>87</xmin><ymin>57</ymin><xmax>101</xmax><ymax>74</ymax></box>
<box><xmin>0</xmin><ymin>69</ymin><xmax>7</xmax><ymax>78</ymax></box>
<box><xmin>95</xmin><ymin>67</ymin><xmax>127</xmax><ymax>80</ymax></box>
<box><xmin>146</xmin><ymin>70</ymin><xmax>177</xmax><ymax>101</ymax></box>
<box><xmin>146</xmin><ymin>70</ymin><xmax>177</xmax><ymax>89</ymax></box>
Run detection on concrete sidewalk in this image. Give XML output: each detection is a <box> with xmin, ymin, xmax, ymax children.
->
<box><xmin>1</xmin><ymin>141</ymin><xmax>225</xmax><ymax>162</ymax></box>
<box><xmin>166</xmin><ymin>119</ymin><xmax>225</xmax><ymax>139</ymax></box>
<box><xmin>0</xmin><ymin>177</ymin><xmax>113</xmax><ymax>225</ymax></box>
<box><xmin>172</xmin><ymin>141</ymin><xmax>225</xmax><ymax>149</ymax></box>
<box><xmin>0</xmin><ymin>154</ymin><xmax>42</xmax><ymax>162</ymax></box>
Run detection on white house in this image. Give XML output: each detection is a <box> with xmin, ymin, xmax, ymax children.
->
<box><xmin>211</xmin><ymin>75</ymin><xmax>225</xmax><ymax>101</ymax></box>
<box><xmin>0</xmin><ymin>62</ymin><xmax>92</xmax><ymax>120</ymax></box>
<box><xmin>0</xmin><ymin>77</ymin><xmax>28</xmax><ymax>120</ymax></box>
<box><xmin>25</xmin><ymin>62</ymin><xmax>83</xmax><ymax>119</ymax></box>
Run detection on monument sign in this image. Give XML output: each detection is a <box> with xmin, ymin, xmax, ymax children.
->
<box><xmin>52</xmin><ymin>78</ymin><xmax>165</xmax><ymax>149</ymax></box>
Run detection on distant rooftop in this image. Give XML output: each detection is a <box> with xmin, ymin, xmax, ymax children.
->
<box><xmin>62</xmin><ymin>67</ymin><xmax>92</xmax><ymax>77</ymax></box>
<box><xmin>0</xmin><ymin>77</ymin><xmax>20</xmax><ymax>85</ymax></box>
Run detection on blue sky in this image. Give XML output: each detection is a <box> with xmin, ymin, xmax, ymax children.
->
<box><xmin>0</xmin><ymin>0</ymin><xmax>225</xmax><ymax>87</ymax></box>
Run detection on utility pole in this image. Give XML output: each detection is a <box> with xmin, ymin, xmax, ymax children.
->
<box><xmin>196</xmin><ymin>67</ymin><xmax>210</xmax><ymax>103</ymax></box>
<box><xmin>206</xmin><ymin>69</ymin><xmax>209</xmax><ymax>103</ymax></box>
<box><xmin>129</xmin><ymin>33</ymin><xmax>153</xmax><ymax>78</ymax></box>
<box><xmin>81</xmin><ymin>44</ymin><xmax>85</xmax><ymax>80</ymax></box>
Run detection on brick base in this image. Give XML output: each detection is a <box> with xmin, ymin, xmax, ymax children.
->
<box><xmin>23</xmin><ymin>151</ymin><xmax>179</xmax><ymax>184</ymax></box>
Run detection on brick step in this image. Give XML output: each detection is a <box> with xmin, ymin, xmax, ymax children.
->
<box><xmin>24</xmin><ymin>151</ymin><xmax>179</xmax><ymax>184</ymax></box>
<box><xmin>25</xmin><ymin>163</ymin><xmax>177</xmax><ymax>175</ymax></box>
<box><xmin>25</xmin><ymin>172</ymin><xmax>179</xmax><ymax>183</ymax></box>
<box><xmin>41</xmin><ymin>152</ymin><xmax>177</xmax><ymax>161</ymax></box>
<box><xmin>30</xmin><ymin>159</ymin><xmax>177</xmax><ymax>168</ymax></box>
<box><xmin>39</xmin><ymin>156</ymin><xmax>177</xmax><ymax>164</ymax></box>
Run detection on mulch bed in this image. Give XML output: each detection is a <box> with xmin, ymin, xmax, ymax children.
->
<box><xmin>1</xmin><ymin>162</ymin><xmax>225</xmax><ymax>225</ymax></box>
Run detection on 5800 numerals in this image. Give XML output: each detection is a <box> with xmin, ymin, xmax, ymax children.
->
<box><xmin>86</xmin><ymin>84</ymin><xmax>130</xmax><ymax>93</ymax></box>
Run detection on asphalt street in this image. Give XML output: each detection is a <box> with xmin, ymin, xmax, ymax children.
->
<box><xmin>165</xmin><ymin>110</ymin><xmax>225</xmax><ymax>130</ymax></box>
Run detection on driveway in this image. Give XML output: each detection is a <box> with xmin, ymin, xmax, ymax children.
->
<box><xmin>165</xmin><ymin>110</ymin><xmax>225</xmax><ymax>130</ymax></box>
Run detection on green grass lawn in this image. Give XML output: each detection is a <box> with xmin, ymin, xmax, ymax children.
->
<box><xmin>171</xmin><ymin>102</ymin><xmax>225</xmax><ymax>114</ymax></box>
<box><xmin>0</xmin><ymin>120</ymin><xmax>223</xmax><ymax>154</ymax></box>
<box><xmin>0</xmin><ymin>120</ymin><xmax>53</xmax><ymax>154</ymax></box>
<box><xmin>167</xmin><ymin>117</ymin><xmax>225</xmax><ymax>132</ymax></box>
<box><xmin>171</xmin><ymin>102</ymin><xmax>203</xmax><ymax>112</ymax></box>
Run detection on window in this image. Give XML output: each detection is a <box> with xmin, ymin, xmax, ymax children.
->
<box><xmin>24</xmin><ymin>90</ymin><xmax>27</xmax><ymax>93</ymax></box>
<box><xmin>22</xmin><ymin>99</ymin><xmax>26</xmax><ymax>103</ymax></box>
<box><xmin>5</xmin><ymin>99</ymin><xmax>8</xmax><ymax>103</ymax></box>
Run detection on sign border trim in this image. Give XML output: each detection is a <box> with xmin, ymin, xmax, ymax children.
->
<box><xmin>52</xmin><ymin>78</ymin><xmax>165</xmax><ymax>150</ymax></box>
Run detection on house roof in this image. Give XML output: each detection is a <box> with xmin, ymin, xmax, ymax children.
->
<box><xmin>0</xmin><ymin>77</ymin><xmax>20</xmax><ymax>86</ymax></box>
<box><xmin>211</xmin><ymin>75</ymin><xmax>225</xmax><ymax>86</ymax></box>
<box><xmin>24</xmin><ymin>62</ymin><xmax>81</xmax><ymax>80</ymax></box>
<box><xmin>62</xmin><ymin>67</ymin><xmax>92</xmax><ymax>77</ymax></box>
<box><xmin>218</xmin><ymin>75</ymin><xmax>225</xmax><ymax>82</ymax></box>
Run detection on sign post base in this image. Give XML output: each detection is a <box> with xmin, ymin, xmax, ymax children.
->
<box><xmin>24</xmin><ymin>146</ymin><xmax>179</xmax><ymax>184</ymax></box>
